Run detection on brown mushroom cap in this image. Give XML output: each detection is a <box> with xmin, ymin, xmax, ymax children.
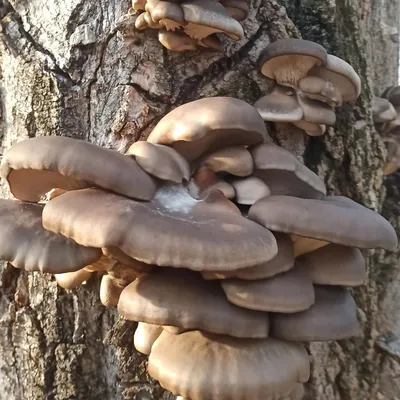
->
<box><xmin>298</xmin><ymin>76</ymin><xmax>342</xmax><ymax>107</ymax></box>
<box><xmin>134</xmin><ymin>322</ymin><xmax>163</xmax><ymax>355</ymax></box>
<box><xmin>297</xmin><ymin>94</ymin><xmax>336</xmax><ymax>125</ymax></box>
<box><xmin>254</xmin><ymin>85</ymin><xmax>303</xmax><ymax>122</ymax></box>
<box><xmin>182</xmin><ymin>0</ymin><xmax>244</xmax><ymax>40</ymax></box>
<box><xmin>299</xmin><ymin>244</ymin><xmax>366</xmax><ymax>286</ymax></box>
<box><xmin>100</xmin><ymin>274</ymin><xmax>125</xmax><ymax>307</ymax></box>
<box><xmin>202</xmin><ymin>233</ymin><xmax>295</xmax><ymax>281</ymax></box>
<box><xmin>198</xmin><ymin>146</ymin><xmax>254</xmax><ymax>177</ymax></box>
<box><xmin>259</xmin><ymin>39</ymin><xmax>328</xmax><ymax>88</ymax></box>
<box><xmin>158</xmin><ymin>30</ymin><xmax>199</xmax><ymax>51</ymax></box>
<box><xmin>118</xmin><ymin>269</ymin><xmax>269</xmax><ymax>338</ymax></box>
<box><xmin>0</xmin><ymin>200</ymin><xmax>101</xmax><ymax>273</ymax></box>
<box><xmin>231</xmin><ymin>176</ymin><xmax>271</xmax><ymax>205</ymax></box>
<box><xmin>0</xmin><ymin>136</ymin><xmax>156</xmax><ymax>202</ymax></box>
<box><xmin>55</xmin><ymin>269</ymin><xmax>93</xmax><ymax>289</ymax></box>
<box><xmin>248</xmin><ymin>195</ymin><xmax>398</xmax><ymax>251</ymax></box>
<box><xmin>271</xmin><ymin>285</ymin><xmax>359</xmax><ymax>341</ymax></box>
<box><xmin>251</xmin><ymin>143</ymin><xmax>326</xmax><ymax>199</ymax></box>
<box><xmin>126</xmin><ymin>141</ymin><xmax>190</xmax><ymax>183</ymax></box>
<box><xmin>220</xmin><ymin>0</ymin><xmax>249</xmax><ymax>21</ymax></box>
<box><xmin>372</xmin><ymin>97</ymin><xmax>397</xmax><ymax>123</ymax></box>
<box><xmin>222</xmin><ymin>264</ymin><xmax>315</xmax><ymax>313</ymax></box>
<box><xmin>148</xmin><ymin>330</ymin><xmax>310</xmax><ymax>400</ymax></box>
<box><xmin>43</xmin><ymin>185</ymin><xmax>278</xmax><ymax>271</ymax></box>
<box><xmin>291</xmin><ymin>234</ymin><xmax>329</xmax><ymax>257</ymax></box>
<box><xmin>308</xmin><ymin>54</ymin><xmax>361</xmax><ymax>102</ymax></box>
<box><xmin>147</xmin><ymin>97</ymin><xmax>269</xmax><ymax>161</ymax></box>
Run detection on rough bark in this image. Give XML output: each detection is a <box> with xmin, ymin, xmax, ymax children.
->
<box><xmin>0</xmin><ymin>0</ymin><xmax>399</xmax><ymax>399</ymax></box>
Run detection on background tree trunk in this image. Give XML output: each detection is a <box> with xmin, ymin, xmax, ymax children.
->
<box><xmin>0</xmin><ymin>0</ymin><xmax>399</xmax><ymax>399</ymax></box>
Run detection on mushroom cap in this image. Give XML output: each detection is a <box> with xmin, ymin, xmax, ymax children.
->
<box><xmin>297</xmin><ymin>94</ymin><xmax>336</xmax><ymax>125</ymax></box>
<box><xmin>372</xmin><ymin>97</ymin><xmax>397</xmax><ymax>123</ymax></box>
<box><xmin>222</xmin><ymin>264</ymin><xmax>315</xmax><ymax>313</ymax></box>
<box><xmin>271</xmin><ymin>285</ymin><xmax>359</xmax><ymax>341</ymax></box>
<box><xmin>202</xmin><ymin>233</ymin><xmax>295</xmax><ymax>281</ymax></box>
<box><xmin>158</xmin><ymin>30</ymin><xmax>199</xmax><ymax>51</ymax></box>
<box><xmin>132</xmin><ymin>0</ymin><xmax>146</xmax><ymax>10</ymax></box>
<box><xmin>181</xmin><ymin>0</ymin><xmax>244</xmax><ymax>40</ymax></box>
<box><xmin>382</xmin><ymin>85</ymin><xmax>400</xmax><ymax>107</ymax></box>
<box><xmin>0</xmin><ymin>136</ymin><xmax>156</xmax><ymax>202</ymax></box>
<box><xmin>220</xmin><ymin>0</ymin><xmax>250</xmax><ymax>21</ymax></box>
<box><xmin>308</xmin><ymin>54</ymin><xmax>361</xmax><ymax>102</ymax></box>
<box><xmin>148</xmin><ymin>330</ymin><xmax>310</xmax><ymax>400</ymax></box>
<box><xmin>231</xmin><ymin>176</ymin><xmax>271</xmax><ymax>205</ymax></box>
<box><xmin>198</xmin><ymin>146</ymin><xmax>254</xmax><ymax>177</ymax></box>
<box><xmin>291</xmin><ymin>234</ymin><xmax>329</xmax><ymax>256</ymax></box>
<box><xmin>118</xmin><ymin>269</ymin><xmax>269</xmax><ymax>338</ymax></box>
<box><xmin>43</xmin><ymin>185</ymin><xmax>278</xmax><ymax>271</ymax></box>
<box><xmin>134</xmin><ymin>322</ymin><xmax>163</xmax><ymax>355</ymax></box>
<box><xmin>259</xmin><ymin>39</ymin><xmax>328</xmax><ymax>87</ymax></box>
<box><xmin>0</xmin><ymin>200</ymin><xmax>101</xmax><ymax>273</ymax></box>
<box><xmin>147</xmin><ymin>97</ymin><xmax>268</xmax><ymax>161</ymax></box>
<box><xmin>299</xmin><ymin>244</ymin><xmax>366</xmax><ymax>286</ymax></box>
<box><xmin>126</xmin><ymin>141</ymin><xmax>190</xmax><ymax>183</ymax></box>
<box><xmin>55</xmin><ymin>269</ymin><xmax>93</xmax><ymax>289</ymax></box>
<box><xmin>291</xmin><ymin>120</ymin><xmax>326</xmax><ymax>136</ymax></box>
<box><xmin>251</xmin><ymin>143</ymin><xmax>326</xmax><ymax>199</ymax></box>
<box><xmin>254</xmin><ymin>85</ymin><xmax>303</xmax><ymax>122</ymax></box>
<box><xmin>100</xmin><ymin>274</ymin><xmax>125</xmax><ymax>307</ymax></box>
<box><xmin>146</xmin><ymin>0</ymin><xmax>186</xmax><ymax>27</ymax></box>
<box><xmin>298</xmin><ymin>76</ymin><xmax>342</xmax><ymax>107</ymax></box>
<box><xmin>248</xmin><ymin>195</ymin><xmax>398</xmax><ymax>251</ymax></box>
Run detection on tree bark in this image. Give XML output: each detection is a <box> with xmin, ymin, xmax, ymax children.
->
<box><xmin>0</xmin><ymin>0</ymin><xmax>399</xmax><ymax>399</ymax></box>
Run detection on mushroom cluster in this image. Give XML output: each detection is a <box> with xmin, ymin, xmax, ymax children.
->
<box><xmin>372</xmin><ymin>86</ymin><xmax>400</xmax><ymax>175</ymax></box>
<box><xmin>132</xmin><ymin>0</ymin><xmax>248</xmax><ymax>51</ymax></box>
<box><xmin>0</xmin><ymin>97</ymin><xmax>397</xmax><ymax>400</ymax></box>
<box><xmin>255</xmin><ymin>39</ymin><xmax>361</xmax><ymax>136</ymax></box>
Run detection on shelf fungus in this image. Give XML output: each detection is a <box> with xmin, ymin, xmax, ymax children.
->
<box><xmin>255</xmin><ymin>38</ymin><xmax>361</xmax><ymax>136</ymax></box>
<box><xmin>372</xmin><ymin>85</ymin><xmax>400</xmax><ymax>175</ymax></box>
<box><xmin>0</xmin><ymin>96</ymin><xmax>397</xmax><ymax>400</ymax></box>
<box><xmin>133</xmin><ymin>0</ymin><xmax>246</xmax><ymax>51</ymax></box>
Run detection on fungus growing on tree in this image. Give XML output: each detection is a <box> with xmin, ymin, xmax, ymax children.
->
<box><xmin>0</xmin><ymin>96</ymin><xmax>397</xmax><ymax>400</ymax></box>
<box><xmin>255</xmin><ymin>38</ymin><xmax>361</xmax><ymax>136</ymax></box>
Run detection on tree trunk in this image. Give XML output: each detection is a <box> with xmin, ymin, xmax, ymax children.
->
<box><xmin>0</xmin><ymin>0</ymin><xmax>399</xmax><ymax>399</ymax></box>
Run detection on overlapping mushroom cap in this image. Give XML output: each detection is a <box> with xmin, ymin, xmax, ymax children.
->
<box><xmin>255</xmin><ymin>38</ymin><xmax>361</xmax><ymax>136</ymax></box>
<box><xmin>133</xmin><ymin>0</ymin><xmax>246</xmax><ymax>51</ymax></box>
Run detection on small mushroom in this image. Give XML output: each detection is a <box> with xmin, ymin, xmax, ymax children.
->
<box><xmin>100</xmin><ymin>274</ymin><xmax>125</xmax><ymax>307</ymax></box>
<box><xmin>126</xmin><ymin>141</ymin><xmax>190</xmax><ymax>183</ymax></box>
<box><xmin>259</xmin><ymin>39</ymin><xmax>328</xmax><ymax>88</ymax></box>
<box><xmin>221</xmin><ymin>263</ymin><xmax>315</xmax><ymax>313</ymax></box>
<box><xmin>55</xmin><ymin>269</ymin><xmax>93</xmax><ymax>289</ymax></box>
<box><xmin>202</xmin><ymin>233</ymin><xmax>295</xmax><ymax>281</ymax></box>
<box><xmin>372</xmin><ymin>97</ymin><xmax>397</xmax><ymax>124</ymax></box>
<box><xmin>248</xmin><ymin>195</ymin><xmax>398</xmax><ymax>251</ymax></box>
<box><xmin>231</xmin><ymin>176</ymin><xmax>270</xmax><ymax>205</ymax></box>
<box><xmin>189</xmin><ymin>167</ymin><xmax>235</xmax><ymax>199</ymax></box>
<box><xmin>298</xmin><ymin>76</ymin><xmax>342</xmax><ymax>107</ymax></box>
<box><xmin>299</xmin><ymin>244</ymin><xmax>366</xmax><ymax>286</ymax></box>
<box><xmin>147</xmin><ymin>97</ymin><xmax>269</xmax><ymax>161</ymax></box>
<box><xmin>134</xmin><ymin>322</ymin><xmax>163</xmax><ymax>355</ymax></box>
<box><xmin>117</xmin><ymin>269</ymin><xmax>270</xmax><ymax>338</ymax></box>
<box><xmin>148</xmin><ymin>330</ymin><xmax>310</xmax><ymax>400</ymax></box>
<box><xmin>254</xmin><ymin>85</ymin><xmax>304</xmax><ymax>122</ymax></box>
<box><xmin>382</xmin><ymin>85</ymin><xmax>400</xmax><ymax>107</ymax></box>
<box><xmin>132</xmin><ymin>0</ymin><xmax>146</xmax><ymax>11</ymax></box>
<box><xmin>43</xmin><ymin>185</ymin><xmax>278</xmax><ymax>271</ymax></box>
<box><xmin>0</xmin><ymin>200</ymin><xmax>101</xmax><ymax>273</ymax></box>
<box><xmin>297</xmin><ymin>93</ymin><xmax>336</xmax><ymax>126</ymax></box>
<box><xmin>307</xmin><ymin>54</ymin><xmax>361</xmax><ymax>102</ymax></box>
<box><xmin>181</xmin><ymin>0</ymin><xmax>244</xmax><ymax>40</ymax></box>
<box><xmin>270</xmin><ymin>285</ymin><xmax>359</xmax><ymax>341</ymax></box>
<box><xmin>220</xmin><ymin>0</ymin><xmax>249</xmax><ymax>21</ymax></box>
<box><xmin>0</xmin><ymin>136</ymin><xmax>156</xmax><ymax>202</ymax></box>
<box><xmin>251</xmin><ymin>143</ymin><xmax>326</xmax><ymax>199</ymax></box>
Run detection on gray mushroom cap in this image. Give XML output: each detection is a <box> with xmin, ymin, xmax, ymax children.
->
<box><xmin>148</xmin><ymin>330</ymin><xmax>310</xmax><ymax>400</ymax></box>
<box><xmin>248</xmin><ymin>195</ymin><xmax>398</xmax><ymax>251</ymax></box>
<box><xmin>0</xmin><ymin>136</ymin><xmax>156</xmax><ymax>202</ymax></box>
<box><xmin>270</xmin><ymin>285</ymin><xmax>360</xmax><ymax>341</ymax></box>
<box><xmin>372</xmin><ymin>97</ymin><xmax>397</xmax><ymax>123</ymax></box>
<box><xmin>43</xmin><ymin>185</ymin><xmax>278</xmax><ymax>271</ymax></box>
<box><xmin>118</xmin><ymin>269</ymin><xmax>270</xmax><ymax>338</ymax></box>
<box><xmin>222</xmin><ymin>263</ymin><xmax>315</xmax><ymax>313</ymax></box>
<box><xmin>0</xmin><ymin>199</ymin><xmax>101</xmax><ymax>273</ymax></box>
